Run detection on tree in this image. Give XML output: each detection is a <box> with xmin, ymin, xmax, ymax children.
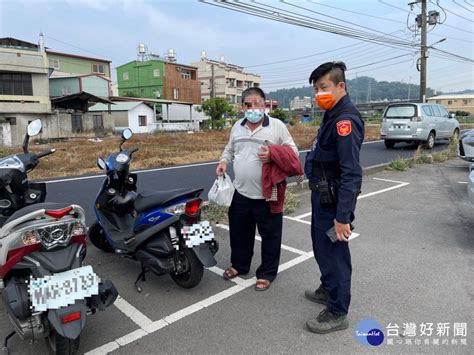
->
<box><xmin>270</xmin><ymin>108</ymin><xmax>289</xmax><ymax>122</ymax></box>
<box><xmin>199</xmin><ymin>98</ymin><xmax>237</xmax><ymax>129</ymax></box>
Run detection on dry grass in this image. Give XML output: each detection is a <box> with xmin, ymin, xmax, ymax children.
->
<box><xmin>1</xmin><ymin>123</ymin><xmax>382</xmax><ymax>179</ymax></box>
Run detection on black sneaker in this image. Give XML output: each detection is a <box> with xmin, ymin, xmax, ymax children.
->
<box><xmin>306</xmin><ymin>308</ymin><xmax>349</xmax><ymax>334</ymax></box>
<box><xmin>304</xmin><ymin>285</ymin><xmax>329</xmax><ymax>305</ymax></box>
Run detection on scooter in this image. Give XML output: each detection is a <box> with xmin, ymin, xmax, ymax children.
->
<box><xmin>0</xmin><ymin>120</ymin><xmax>118</xmax><ymax>355</ymax></box>
<box><xmin>89</xmin><ymin>128</ymin><xmax>218</xmax><ymax>292</ymax></box>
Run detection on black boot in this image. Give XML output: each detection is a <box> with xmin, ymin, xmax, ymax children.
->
<box><xmin>304</xmin><ymin>285</ymin><xmax>329</xmax><ymax>305</ymax></box>
<box><xmin>306</xmin><ymin>308</ymin><xmax>349</xmax><ymax>334</ymax></box>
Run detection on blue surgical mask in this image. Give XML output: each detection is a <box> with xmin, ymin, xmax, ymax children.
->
<box><xmin>244</xmin><ymin>109</ymin><xmax>264</xmax><ymax>123</ymax></box>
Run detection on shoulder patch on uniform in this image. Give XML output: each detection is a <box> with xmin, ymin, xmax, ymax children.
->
<box><xmin>336</xmin><ymin>120</ymin><xmax>352</xmax><ymax>136</ymax></box>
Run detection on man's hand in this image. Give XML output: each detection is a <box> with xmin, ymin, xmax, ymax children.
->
<box><xmin>257</xmin><ymin>146</ymin><xmax>272</xmax><ymax>163</ymax></box>
<box><xmin>334</xmin><ymin>219</ymin><xmax>351</xmax><ymax>242</ymax></box>
<box><xmin>216</xmin><ymin>161</ymin><xmax>227</xmax><ymax>176</ymax></box>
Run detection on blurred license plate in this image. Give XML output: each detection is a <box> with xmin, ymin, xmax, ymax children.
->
<box><xmin>181</xmin><ymin>220</ymin><xmax>215</xmax><ymax>248</ymax></box>
<box><xmin>28</xmin><ymin>265</ymin><xmax>100</xmax><ymax>311</ymax></box>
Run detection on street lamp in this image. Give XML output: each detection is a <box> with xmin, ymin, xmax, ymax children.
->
<box><xmin>428</xmin><ymin>37</ymin><xmax>446</xmax><ymax>48</ymax></box>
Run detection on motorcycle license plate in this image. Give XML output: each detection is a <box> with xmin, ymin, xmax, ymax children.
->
<box><xmin>28</xmin><ymin>265</ymin><xmax>100</xmax><ymax>312</ymax></box>
<box><xmin>181</xmin><ymin>220</ymin><xmax>215</xmax><ymax>248</ymax></box>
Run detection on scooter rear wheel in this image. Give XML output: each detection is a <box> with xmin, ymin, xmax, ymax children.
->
<box><xmin>46</xmin><ymin>330</ymin><xmax>80</xmax><ymax>355</ymax></box>
<box><xmin>88</xmin><ymin>222</ymin><xmax>114</xmax><ymax>253</ymax></box>
<box><xmin>170</xmin><ymin>249</ymin><xmax>204</xmax><ymax>289</ymax></box>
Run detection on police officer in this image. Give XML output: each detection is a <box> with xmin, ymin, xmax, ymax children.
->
<box><xmin>304</xmin><ymin>61</ymin><xmax>364</xmax><ymax>334</ymax></box>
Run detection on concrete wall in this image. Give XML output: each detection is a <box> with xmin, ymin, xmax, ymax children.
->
<box><xmin>427</xmin><ymin>97</ymin><xmax>474</xmax><ymax>115</ymax></box>
<box><xmin>161</xmin><ymin>103</ymin><xmax>208</xmax><ymax>121</ymax></box>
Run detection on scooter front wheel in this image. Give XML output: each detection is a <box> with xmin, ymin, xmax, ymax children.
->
<box><xmin>170</xmin><ymin>249</ymin><xmax>204</xmax><ymax>289</ymax></box>
<box><xmin>88</xmin><ymin>222</ymin><xmax>114</xmax><ymax>253</ymax></box>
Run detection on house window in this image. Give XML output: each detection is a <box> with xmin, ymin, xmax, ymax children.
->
<box><xmin>61</xmin><ymin>86</ymin><xmax>72</xmax><ymax>95</ymax></box>
<box><xmin>435</xmin><ymin>100</ymin><xmax>441</xmax><ymax>104</ymax></box>
<box><xmin>93</xmin><ymin>114</ymin><xmax>104</xmax><ymax>128</ymax></box>
<box><xmin>153</xmin><ymin>69</ymin><xmax>160</xmax><ymax>77</ymax></box>
<box><xmin>48</xmin><ymin>58</ymin><xmax>60</xmax><ymax>69</ymax></box>
<box><xmin>123</xmin><ymin>72</ymin><xmax>129</xmax><ymax>80</ymax></box>
<box><xmin>92</xmin><ymin>63</ymin><xmax>105</xmax><ymax>74</ymax></box>
<box><xmin>181</xmin><ymin>71</ymin><xmax>191</xmax><ymax>80</ymax></box>
<box><xmin>448</xmin><ymin>100</ymin><xmax>452</xmax><ymax>105</ymax></box>
<box><xmin>138</xmin><ymin>115</ymin><xmax>147</xmax><ymax>126</ymax></box>
<box><xmin>0</xmin><ymin>73</ymin><xmax>33</xmax><ymax>96</ymax></box>
<box><xmin>173</xmin><ymin>88</ymin><xmax>179</xmax><ymax>100</ymax></box>
<box><xmin>463</xmin><ymin>100</ymin><xmax>468</xmax><ymax>105</ymax></box>
<box><xmin>71</xmin><ymin>113</ymin><xmax>83</xmax><ymax>133</ymax></box>
<box><xmin>6</xmin><ymin>117</ymin><xmax>16</xmax><ymax>125</ymax></box>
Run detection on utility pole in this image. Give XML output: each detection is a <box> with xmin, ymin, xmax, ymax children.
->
<box><xmin>210</xmin><ymin>63</ymin><xmax>215</xmax><ymax>99</ymax></box>
<box><xmin>420</xmin><ymin>0</ymin><xmax>427</xmax><ymax>103</ymax></box>
<box><xmin>366</xmin><ymin>79</ymin><xmax>371</xmax><ymax>103</ymax></box>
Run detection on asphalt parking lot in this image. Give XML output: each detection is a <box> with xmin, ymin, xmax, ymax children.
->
<box><xmin>1</xmin><ymin>158</ymin><xmax>473</xmax><ymax>354</ymax></box>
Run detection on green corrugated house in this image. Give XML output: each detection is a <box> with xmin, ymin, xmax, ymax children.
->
<box><xmin>49</xmin><ymin>74</ymin><xmax>111</xmax><ymax>98</ymax></box>
<box><xmin>116</xmin><ymin>60</ymin><xmax>164</xmax><ymax>99</ymax></box>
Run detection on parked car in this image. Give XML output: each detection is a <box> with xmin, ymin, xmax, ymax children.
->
<box><xmin>469</xmin><ymin>164</ymin><xmax>474</xmax><ymax>207</ymax></box>
<box><xmin>380</xmin><ymin>103</ymin><xmax>460</xmax><ymax>149</ymax></box>
<box><xmin>458</xmin><ymin>129</ymin><xmax>474</xmax><ymax>162</ymax></box>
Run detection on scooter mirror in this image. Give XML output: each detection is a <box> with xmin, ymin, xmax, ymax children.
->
<box><xmin>122</xmin><ymin>128</ymin><xmax>133</xmax><ymax>140</ymax></box>
<box><xmin>27</xmin><ymin>119</ymin><xmax>42</xmax><ymax>137</ymax></box>
<box><xmin>97</xmin><ymin>157</ymin><xmax>107</xmax><ymax>170</ymax></box>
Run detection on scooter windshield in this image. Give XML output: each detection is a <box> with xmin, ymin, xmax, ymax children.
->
<box><xmin>0</xmin><ymin>156</ymin><xmax>24</xmax><ymax>172</ymax></box>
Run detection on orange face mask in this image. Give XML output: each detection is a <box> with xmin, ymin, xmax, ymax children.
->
<box><xmin>316</xmin><ymin>92</ymin><xmax>336</xmax><ymax>110</ymax></box>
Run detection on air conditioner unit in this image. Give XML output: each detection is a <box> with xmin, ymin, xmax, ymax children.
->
<box><xmin>176</xmin><ymin>67</ymin><xmax>182</xmax><ymax>71</ymax></box>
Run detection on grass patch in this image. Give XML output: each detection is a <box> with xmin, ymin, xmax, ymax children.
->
<box><xmin>387</xmin><ymin>157</ymin><xmax>411</xmax><ymax>171</ymax></box>
<box><xmin>283</xmin><ymin>189</ymin><xmax>300</xmax><ymax>215</ymax></box>
<box><xmin>202</xmin><ymin>203</ymin><xmax>228</xmax><ymax>224</ymax></box>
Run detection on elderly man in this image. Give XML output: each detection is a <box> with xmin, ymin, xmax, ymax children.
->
<box><xmin>216</xmin><ymin>87</ymin><xmax>299</xmax><ymax>291</ymax></box>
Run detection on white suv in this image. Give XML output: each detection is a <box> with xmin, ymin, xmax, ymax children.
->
<box><xmin>380</xmin><ymin>103</ymin><xmax>460</xmax><ymax>149</ymax></box>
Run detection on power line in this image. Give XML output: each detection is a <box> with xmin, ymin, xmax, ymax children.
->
<box><xmin>306</xmin><ymin>0</ymin><xmax>406</xmax><ymax>24</ymax></box>
<box><xmin>452</xmin><ymin>0</ymin><xmax>474</xmax><ymax>13</ymax></box>
<box><xmin>431</xmin><ymin>0</ymin><xmax>474</xmax><ymax>22</ymax></box>
<box><xmin>199</xmin><ymin>0</ymin><xmax>419</xmax><ymax>50</ymax></box>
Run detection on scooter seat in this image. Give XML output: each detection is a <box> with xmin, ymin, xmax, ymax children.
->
<box><xmin>4</xmin><ymin>202</ymin><xmax>73</xmax><ymax>225</ymax></box>
<box><xmin>135</xmin><ymin>188</ymin><xmax>202</xmax><ymax>213</ymax></box>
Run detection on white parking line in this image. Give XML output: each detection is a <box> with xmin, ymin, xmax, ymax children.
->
<box><xmin>458</xmin><ymin>181</ymin><xmax>468</xmax><ymax>184</ymax></box>
<box><xmin>283</xmin><ymin>177</ymin><xmax>409</xmax><ymax>237</ymax></box>
<box><xmin>85</xmin><ymin>245</ymin><xmax>317</xmax><ymax>355</ymax></box>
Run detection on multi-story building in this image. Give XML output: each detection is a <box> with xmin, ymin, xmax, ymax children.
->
<box><xmin>46</xmin><ymin>50</ymin><xmax>112</xmax><ymax>78</ymax></box>
<box><xmin>191</xmin><ymin>54</ymin><xmax>261</xmax><ymax>104</ymax></box>
<box><xmin>290</xmin><ymin>96</ymin><xmax>312</xmax><ymax>111</ymax></box>
<box><xmin>427</xmin><ymin>94</ymin><xmax>474</xmax><ymax>115</ymax></box>
<box><xmin>0</xmin><ymin>37</ymin><xmax>52</xmax><ymax>145</ymax></box>
<box><xmin>116</xmin><ymin>54</ymin><xmax>201</xmax><ymax>104</ymax></box>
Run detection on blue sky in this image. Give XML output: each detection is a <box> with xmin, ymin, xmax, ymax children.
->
<box><xmin>1</xmin><ymin>0</ymin><xmax>473</xmax><ymax>93</ymax></box>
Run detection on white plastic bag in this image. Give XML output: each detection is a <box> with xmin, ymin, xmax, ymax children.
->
<box><xmin>208</xmin><ymin>174</ymin><xmax>235</xmax><ymax>207</ymax></box>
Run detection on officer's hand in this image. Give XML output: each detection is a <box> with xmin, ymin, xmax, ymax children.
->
<box><xmin>258</xmin><ymin>146</ymin><xmax>272</xmax><ymax>163</ymax></box>
<box><xmin>216</xmin><ymin>161</ymin><xmax>227</xmax><ymax>176</ymax></box>
<box><xmin>334</xmin><ymin>219</ymin><xmax>351</xmax><ymax>242</ymax></box>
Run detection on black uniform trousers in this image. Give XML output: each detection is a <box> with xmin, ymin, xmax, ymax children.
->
<box><xmin>311</xmin><ymin>190</ymin><xmax>352</xmax><ymax>315</ymax></box>
<box><xmin>228</xmin><ymin>190</ymin><xmax>283</xmax><ymax>282</ymax></box>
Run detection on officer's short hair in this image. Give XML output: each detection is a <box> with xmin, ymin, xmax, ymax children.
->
<box><xmin>242</xmin><ymin>87</ymin><xmax>266</xmax><ymax>103</ymax></box>
<box><xmin>309</xmin><ymin>61</ymin><xmax>347</xmax><ymax>86</ymax></box>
